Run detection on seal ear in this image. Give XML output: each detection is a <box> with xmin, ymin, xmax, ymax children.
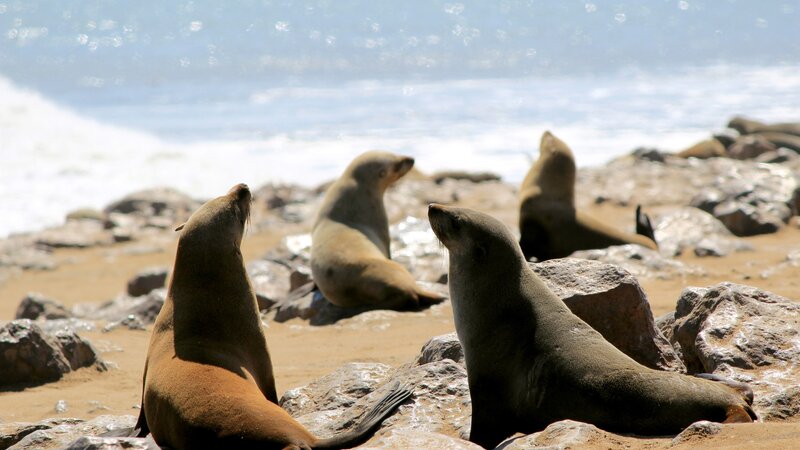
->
<box><xmin>175</xmin><ymin>223</ymin><xmax>185</xmax><ymax>232</ymax></box>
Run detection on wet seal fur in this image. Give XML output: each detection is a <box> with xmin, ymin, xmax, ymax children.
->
<box><xmin>311</xmin><ymin>150</ymin><xmax>445</xmax><ymax>310</ymax></box>
<box><xmin>518</xmin><ymin>131</ymin><xmax>657</xmax><ymax>261</ymax></box>
<box><xmin>124</xmin><ymin>184</ymin><xmax>410</xmax><ymax>449</ymax></box>
<box><xmin>429</xmin><ymin>204</ymin><xmax>756</xmax><ymax>449</ymax></box>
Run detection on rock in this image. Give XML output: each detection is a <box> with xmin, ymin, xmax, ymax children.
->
<box><xmin>15</xmin><ymin>293</ymin><xmax>71</xmax><ymax>320</ymax></box>
<box><xmin>430</xmin><ymin>171</ymin><xmax>502</xmax><ymax>184</ymax></box>
<box><xmin>3</xmin><ymin>415</ymin><xmax>138</xmax><ymax>450</ymax></box>
<box><xmin>64</xmin><ymin>435</ymin><xmax>160</xmax><ymax>450</ymax></box>
<box><xmin>531</xmin><ymin>258</ymin><xmax>685</xmax><ymax>372</ymax></box>
<box><xmin>254</xmin><ymin>183</ymin><xmax>315</xmax><ymax>210</ymax></box>
<box><xmin>104</xmin><ymin>187</ymin><xmax>200</xmax><ymax>221</ymax></box>
<box><xmin>285</xmin><ymin>359</ymin><xmax>471</xmax><ymax>441</ymax></box>
<box><xmin>390</xmin><ymin>217</ymin><xmax>448</xmax><ymax>283</ymax></box>
<box><xmin>74</xmin><ymin>289</ymin><xmax>166</xmax><ymax>326</ymax></box>
<box><xmin>0</xmin><ymin>320</ymin><xmax>106</xmax><ymax>388</ymax></box>
<box><xmin>497</xmin><ymin>420</ymin><xmax>632</xmax><ymax>449</ymax></box>
<box><xmin>361</xmin><ymin>428</ymin><xmax>481</xmax><ymax>449</ymax></box>
<box><xmin>126</xmin><ymin>267</ymin><xmax>168</xmax><ymax>297</ymax></box>
<box><xmin>247</xmin><ymin>260</ymin><xmax>293</xmax><ymax>304</ymax></box>
<box><xmin>0</xmin><ymin>418</ymin><xmax>83</xmax><ymax>449</ymax></box>
<box><xmin>55</xmin><ymin>400</ymin><xmax>69</xmax><ymax>413</ymax></box>
<box><xmin>670</xmin><ymin>420</ymin><xmax>722</xmax><ymax>446</ymax></box>
<box><xmin>417</xmin><ymin>333</ymin><xmax>464</xmax><ymax>365</ymax></box>
<box><xmin>35</xmin><ymin>220</ymin><xmax>115</xmax><ymax>249</ymax></box>
<box><xmin>673</xmin><ymin>283</ymin><xmax>800</xmax><ymax>420</ymax></box>
<box><xmin>631</xmin><ymin>147</ymin><xmax>667</xmax><ymax>163</ymax></box>
<box><xmin>579</xmin><ymin>157</ymin><xmax>799</xmax><ymax>236</ymax></box>
<box><xmin>65</xmin><ymin>208</ymin><xmax>107</xmax><ymax>223</ymax></box>
<box><xmin>281</xmin><ymin>362</ymin><xmax>395</xmax><ymax>416</ymax></box>
<box><xmin>711</xmin><ymin>201</ymin><xmax>786</xmax><ymax>236</ymax></box>
<box><xmin>289</xmin><ymin>266</ymin><xmax>313</xmax><ymax>292</ymax></box>
<box><xmin>0</xmin><ymin>240</ymin><xmax>57</xmax><ymax>271</ymax></box>
<box><xmin>653</xmin><ymin>207</ymin><xmax>752</xmax><ymax>257</ymax></box>
<box><xmin>570</xmin><ymin>244</ymin><xmax>705</xmax><ymax>280</ymax></box>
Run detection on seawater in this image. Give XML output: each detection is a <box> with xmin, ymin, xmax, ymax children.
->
<box><xmin>2</xmin><ymin>64</ymin><xmax>800</xmax><ymax>238</ymax></box>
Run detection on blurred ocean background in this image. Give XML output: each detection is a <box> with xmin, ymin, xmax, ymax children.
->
<box><xmin>1</xmin><ymin>0</ymin><xmax>799</xmax><ymax>237</ymax></box>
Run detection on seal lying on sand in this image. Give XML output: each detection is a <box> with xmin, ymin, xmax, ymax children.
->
<box><xmin>728</xmin><ymin>116</ymin><xmax>800</xmax><ymax>137</ymax></box>
<box><xmin>124</xmin><ymin>184</ymin><xmax>410</xmax><ymax>449</ymax></box>
<box><xmin>311</xmin><ymin>150</ymin><xmax>445</xmax><ymax>310</ymax></box>
<box><xmin>518</xmin><ymin>131</ymin><xmax>657</xmax><ymax>261</ymax></box>
<box><xmin>429</xmin><ymin>204</ymin><xmax>756</xmax><ymax>449</ymax></box>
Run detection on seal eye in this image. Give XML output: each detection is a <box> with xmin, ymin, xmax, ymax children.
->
<box><xmin>379</xmin><ymin>169</ymin><xmax>387</xmax><ymax>178</ymax></box>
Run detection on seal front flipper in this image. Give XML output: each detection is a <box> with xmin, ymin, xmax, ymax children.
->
<box><xmin>635</xmin><ymin>205</ymin><xmax>657</xmax><ymax>246</ymax></box>
<box><xmin>313</xmin><ymin>381</ymin><xmax>412</xmax><ymax>449</ymax></box>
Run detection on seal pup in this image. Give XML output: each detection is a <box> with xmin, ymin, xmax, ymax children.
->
<box><xmin>518</xmin><ymin>131</ymin><xmax>657</xmax><ymax>261</ymax></box>
<box><xmin>675</xmin><ymin>138</ymin><xmax>727</xmax><ymax>159</ymax></box>
<box><xmin>429</xmin><ymin>204</ymin><xmax>756</xmax><ymax>449</ymax></box>
<box><xmin>131</xmin><ymin>183</ymin><xmax>410</xmax><ymax>449</ymax></box>
<box><xmin>311</xmin><ymin>150</ymin><xmax>445</xmax><ymax>309</ymax></box>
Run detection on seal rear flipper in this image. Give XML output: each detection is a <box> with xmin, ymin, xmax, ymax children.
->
<box><xmin>694</xmin><ymin>373</ymin><xmax>754</xmax><ymax>405</ymax></box>
<box><xmin>415</xmin><ymin>288</ymin><xmax>447</xmax><ymax>307</ymax></box>
<box><xmin>635</xmin><ymin>205</ymin><xmax>657</xmax><ymax>246</ymax></box>
<box><xmin>313</xmin><ymin>381</ymin><xmax>412</xmax><ymax>449</ymax></box>
<box><xmin>724</xmin><ymin>404</ymin><xmax>758</xmax><ymax>423</ymax></box>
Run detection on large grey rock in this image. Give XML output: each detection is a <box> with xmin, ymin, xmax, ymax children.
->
<box><xmin>126</xmin><ymin>267</ymin><xmax>168</xmax><ymax>297</ymax></box>
<box><xmin>1</xmin><ymin>418</ymin><xmax>83</xmax><ymax>449</ymax></box>
<box><xmin>247</xmin><ymin>259</ymin><xmax>293</xmax><ymax>305</ymax></box>
<box><xmin>64</xmin><ymin>435</ymin><xmax>160</xmax><ymax>450</ymax></box>
<box><xmin>35</xmin><ymin>220</ymin><xmax>115</xmax><ymax>249</ymax></box>
<box><xmin>497</xmin><ymin>420</ymin><xmax>632</xmax><ymax>449</ymax></box>
<box><xmin>390</xmin><ymin>217</ymin><xmax>448</xmax><ymax>283</ymax></box>
<box><xmin>653</xmin><ymin>207</ymin><xmax>753</xmax><ymax>257</ymax></box>
<box><xmin>72</xmin><ymin>289</ymin><xmax>165</xmax><ymax>330</ymax></box>
<box><xmin>670</xmin><ymin>420</ymin><xmax>722</xmax><ymax>446</ymax></box>
<box><xmin>417</xmin><ymin>332</ymin><xmax>464</xmax><ymax>365</ymax></box>
<box><xmin>15</xmin><ymin>293</ymin><xmax>71</xmax><ymax>320</ymax></box>
<box><xmin>579</xmin><ymin>156</ymin><xmax>799</xmax><ymax>236</ymax></box>
<box><xmin>0</xmin><ymin>236</ymin><xmax>57</xmax><ymax>271</ymax></box>
<box><xmin>282</xmin><ymin>358</ymin><xmax>471</xmax><ymax>443</ymax></box>
<box><xmin>0</xmin><ymin>320</ymin><xmax>106</xmax><ymax>388</ymax></box>
<box><xmin>5</xmin><ymin>415</ymin><xmax>138</xmax><ymax>450</ymax></box>
<box><xmin>570</xmin><ymin>244</ymin><xmax>706</xmax><ymax>280</ymax></box>
<box><xmin>672</xmin><ymin>283</ymin><xmax>800</xmax><ymax>420</ymax></box>
<box><xmin>361</xmin><ymin>428</ymin><xmax>481</xmax><ymax>450</ymax></box>
<box><xmin>708</xmin><ymin>201</ymin><xmax>788</xmax><ymax>237</ymax></box>
<box><xmin>531</xmin><ymin>258</ymin><xmax>685</xmax><ymax>372</ymax></box>
<box><xmin>104</xmin><ymin>187</ymin><xmax>200</xmax><ymax>220</ymax></box>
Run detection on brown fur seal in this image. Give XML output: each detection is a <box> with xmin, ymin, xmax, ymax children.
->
<box><xmin>728</xmin><ymin>116</ymin><xmax>800</xmax><ymax>137</ymax></box>
<box><xmin>311</xmin><ymin>150</ymin><xmax>445</xmax><ymax>309</ymax></box>
<box><xmin>429</xmin><ymin>204</ymin><xmax>756</xmax><ymax>449</ymax></box>
<box><xmin>518</xmin><ymin>131</ymin><xmax>657</xmax><ymax>261</ymax></box>
<box><xmin>126</xmin><ymin>183</ymin><xmax>410</xmax><ymax>449</ymax></box>
<box><xmin>754</xmin><ymin>131</ymin><xmax>800</xmax><ymax>153</ymax></box>
<box><xmin>675</xmin><ymin>138</ymin><xmax>727</xmax><ymax>159</ymax></box>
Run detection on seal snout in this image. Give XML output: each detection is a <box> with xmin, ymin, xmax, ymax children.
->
<box><xmin>428</xmin><ymin>203</ymin><xmax>453</xmax><ymax>244</ymax></box>
<box><xmin>228</xmin><ymin>183</ymin><xmax>252</xmax><ymax>223</ymax></box>
<box><xmin>396</xmin><ymin>156</ymin><xmax>415</xmax><ymax>175</ymax></box>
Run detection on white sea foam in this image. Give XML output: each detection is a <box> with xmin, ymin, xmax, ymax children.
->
<box><xmin>1</xmin><ymin>64</ymin><xmax>800</xmax><ymax>238</ymax></box>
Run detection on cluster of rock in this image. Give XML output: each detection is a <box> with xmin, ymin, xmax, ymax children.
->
<box><xmin>8</xmin><ymin>256</ymin><xmax>799</xmax><ymax>448</ymax></box>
